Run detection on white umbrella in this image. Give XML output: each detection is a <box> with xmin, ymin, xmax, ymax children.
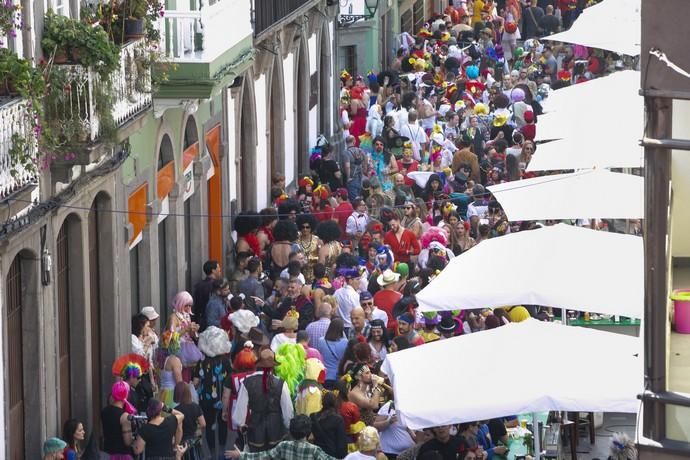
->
<box><xmin>415</xmin><ymin>223</ymin><xmax>643</xmax><ymax>317</ymax></box>
<box><xmin>487</xmin><ymin>170</ymin><xmax>644</xmax><ymax>221</ymax></box>
<box><xmin>544</xmin><ymin>0</ymin><xmax>641</xmax><ymax>56</ymax></box>
<box><xmin>382</xmin><ymin>319</ymin><xmax>642</xmax><ymax>430</ymax></box>
<box><xmin>527</xmin><ymin>138</ymin><xmax>644</xmax><ymax>171</ymax></box>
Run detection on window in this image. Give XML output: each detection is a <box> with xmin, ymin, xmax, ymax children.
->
<box><xmin>53</xmin><ymin>0</ymin><xmax>68</xmax><ymax>17</ymax></box>
<box><xmin>401</xmin><ymin>9</ymin><xmax>413</xmax><ymax>35</ymax></box>
<box><xmin>413</xmin><ymin>0</ymin><xmax>425</xmax><ymax>34</ymax></box>
<box><xmin>339</xmin><ymin>45</ymin><xmax>357</xmax><ymax>78</ymax></box>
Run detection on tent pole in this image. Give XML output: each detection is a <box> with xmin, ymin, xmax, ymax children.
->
<box><xmin>533</xmin><ymin>412</ymin><xmax>541</xmax><ymax>459</ymax></box>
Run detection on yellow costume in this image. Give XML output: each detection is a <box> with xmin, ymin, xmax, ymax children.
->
<box><xmin>295</xmin><ymin>358</ymin><xmax>326</xmax><ymax>416</ymax></box>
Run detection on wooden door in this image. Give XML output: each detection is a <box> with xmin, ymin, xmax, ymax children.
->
<box><xmin>206</xmin><ymin>124</ymin><xmax>222</xmax><ymax>264</ymax></box>
<box><xmin>6</xmin><ymin>256</ymin><xmax>25</xmax><ymax>459</ymax></box>
<box><xmin>88</xmin><ymin>204</ymin><xmax>102</xmax><ymax>436</ymax></box>
<box><xmin>57</xmin><ymin>224</ymin><xmax>72</xmax><ymax>425</ymax></box>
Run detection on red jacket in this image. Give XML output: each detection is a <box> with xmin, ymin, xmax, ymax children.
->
<box><xmin>333</xmin><ymin>201</ymin><xmax>354</xmax><ymax>233</ymax></box>
<box><xmin>383</xmin><ymin>229</ymin><xmax>421</xmax><ymax>264</ymax></box>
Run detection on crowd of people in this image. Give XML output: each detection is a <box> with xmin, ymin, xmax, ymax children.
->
<box><xmin>40</xmin><ymin>1</ymin><xmax>641</xmax><ymax>460</ymax></box>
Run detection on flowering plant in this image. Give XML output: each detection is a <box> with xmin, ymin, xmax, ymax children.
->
<box><xmin>0</xmin><ymin>0</ymin><xmax>23</xmax><ymax>43</ymax></box>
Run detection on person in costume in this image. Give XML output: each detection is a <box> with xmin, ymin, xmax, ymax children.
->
<box><xmin>193</xmin><ymin>326</ymin><xmax>232</xmax><ymax>457</ymax></box>
<box><xmin>101</xmin><ymin>381</ymin><xmax>136</xmax><ymax>458</ymax></box>
<box><xmin>419</xmin><ymin>313</ymin><xmax>442</xmax><ymax>343</ymax></box>
<box><xmin>274</xmin><ymin>341</ymin><xmax>307</xmax><ymax>401</ymax></box>
<box><xmin>222</xmin><ymin>341</ymin><xmax>258</xmax><ymax>451</ymax></box>
<box><xmin>231</xmin><ymin>348</ymin><xmax>294</xmax><ymax>452</ymax></box>
<box><xmin>166</xmin><ymin>291</ymin><xmax>202</xmax><ymax>381</ymax></box>
<box><xmin>344</xmin><ymin>362</ymin><xmax>389</xmax><ymax>427</ymax></box>
<box><xmin>156</xmin><ymin>328</ymin><xmax>184</xmax><ymax>408</ymax></box>
<box><xmin>112</xmin><ymin>352</ymin><xmax>151</xmax><ymax>413</ymax></box>
<box><xmin>396</xmin><ymin>312</ymin><xmax>425</xmax><ymax>346</ymax></box>
<box><xmin>294</xmin><ymin>357</ymin><xmax>326</xmax><ymax>416</ymax></box>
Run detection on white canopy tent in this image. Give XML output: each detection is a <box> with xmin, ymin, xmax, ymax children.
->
<box><xmin>535</xmin><ymin>92</ymin><xmax>642</xmax><ymax>142</ymax></box>
<box><xmin>415</xmin><ymin>223</ymin><xmax>643</xmax><ymax>317</ymax></box>
<box><xmin>541</xmin><ymin>70</ymin><xmax>640</xmax><ymax>114</ymax></box>
<box><xmin>487</xmin><ymin>169</ymin><xmax>644</xmax><ymax>221</ymax></box>
<box><xmin>544</xmin><ymin>0</ymin><xmax>641</xmax><ymax>56</ymax></box>
<box><xmin>527</xmin><ymin>138</ymin><xmax>644</xmax><ymax>171</ymax></box>
<box><xmin>382</xmin><ymin>319</ymin><xmax>643</xmax><ymax>430</ymax></box>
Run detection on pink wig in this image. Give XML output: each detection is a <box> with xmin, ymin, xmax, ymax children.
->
<box><xmin>111</xmin><ymin>381</ymin><xmax>136</xmax><ymax>414</ymax></box>
<box><xmin>171</xmin><ymin>291</ymin><xmax>193</xmax><ymax>313</ymax></box>
<box><xmin>420</xmin><ymin>226</ymin><xmax>449</xmax><ymax>249</ymax></box>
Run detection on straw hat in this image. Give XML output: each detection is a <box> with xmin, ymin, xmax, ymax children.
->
<box><xmin>377</xmin><ymin>269</ymin><xmax>401</xmax><ymax>287</ymax></box>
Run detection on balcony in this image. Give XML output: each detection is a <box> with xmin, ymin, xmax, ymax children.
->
<box><xmin>0</xmin><ymin>99</ymin><xmax>38</xmax><ymax>201</ymax></box>
<box><xmin>158</xmin><ymin>0</ymin><xmax>252</xmax><ymax>63</ymax></box>
<box><xmin>45</xmin><ymin>38</ymin><xmax>152</xmax><ymax>144</ymax></box>
<box><xmin>253</xmin><ymin>0</ymin><xmax>320</xmax><ymax>37</ymax></box>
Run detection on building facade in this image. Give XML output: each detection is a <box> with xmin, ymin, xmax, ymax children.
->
<box><xmin>0</xmin><ymin>0</ymin><xmax>337</xmax><ymax>457</ymax></box>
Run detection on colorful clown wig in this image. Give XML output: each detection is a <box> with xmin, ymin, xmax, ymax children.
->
<box><xmin>233</xmin><ymin>341</ymin><xmax>257</xmax><ymax>372</ymax></box>
<box><xmin>112</xmin><ymin>353</ymin><xmax>150</xmax><ymax>379</ymax></box>
<box><xmin>274</xmin><ymin>343</ymin><xmax>306</xmax><ymax>399</ymax></box>
<box><xmin>420</xmin><ymin>226</ymin><xmax>448</xmax><ymax>249</ymax></box>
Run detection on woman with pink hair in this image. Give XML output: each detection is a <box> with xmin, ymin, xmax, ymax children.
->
<box><xmin>165</xmin><ymin>291</ymin><xmax>202</xmax><ymax>381</ymax></box>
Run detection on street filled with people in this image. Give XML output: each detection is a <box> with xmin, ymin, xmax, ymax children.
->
<box><xmin>40</xmin><ymin>1</ymin><xmax>642</xmax><ymax>460</ymax></box>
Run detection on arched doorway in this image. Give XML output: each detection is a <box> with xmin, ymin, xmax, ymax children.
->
<box><xmin>296</xmin><ymin>40</ymin><xmax>309</xmax><ymax>178</ymax></box>
<box><xmin>240</xmin><ymin>79</ymin><xmax>257</xmax><ymax>210</ymax></box>
<box><xmin>157</xmin><ymin>135</ymin><xmax>175</xmax><ymax>324</ymax></box>
<box><xmin>88</xmin><ymin>192</ymin><xmax>113</xmax><ymax>438</ymax></box>
<box><xmin>183</xmin><ymin>117</ymin><xmax>200</xmax><ymax>291</ymax></box>
<box><xmin>57</xmin><ymin>214</ymin><xmax>84</xmax><ymax>427</ymax></box>
<box><xmin>4</xmin><ymin>250</ymin><xmax>38</xmax><ymax>459</ymax></box>
<box><xmin>268</xmin><ymin>57</ymin><xmax>285</xmax><ymax>193</ymax></box>
<box><xmin>318</xmin><ymin>22</ymin><xmax>332</xmax><ymax>136</ymax></box>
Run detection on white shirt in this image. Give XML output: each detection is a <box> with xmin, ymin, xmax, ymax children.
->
<box><xmin>280</xmin><ymin>268</ymin><xmax>306</xmax><ymax>285</ymax></box>
<box><xmin>344</xmin><ymin>452</ymin><xmax>377</xmax><ymax>460</ymax></box>
<box><xmin>334</xmin><ymin>284</ymin><xmax>360</xmax><ymax>328</ymax></box>
<box><xmin>346</xmin><ymin>212</ymin><xmax>369</xmax><ymax>237</ymax></box>
<box><xmin>232</xmin><ymin>370</ymin><xmax>294</xmax><ymax>430</ymax></box>
<box><xmin>270</xmin><ymin>333</ymin><xmax>296</xmax><ymax>352</ymax></box>
<box><xmin>399</xmin><ymin>122</ymin><xmax>428</xmax><ymax>161</ymax></box>
<box><xmin>378</xmin><ymin>401</ymin><xmax>415</xmax><ymax>454</ymax></box>
<box><xmin>371</xmin><ymin>307</ymin><xmax>389</xmax><ymax>327</ymax></box>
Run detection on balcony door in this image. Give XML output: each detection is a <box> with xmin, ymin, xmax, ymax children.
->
<box><xmin>6</xmin><ymin>255</ymin><xmax>25</xmax><ymax>459</ymax></box>
<box><xmin>56</xmin><ymin>223</ymin><xmax>73</xmax><ymax>425</ymax></box>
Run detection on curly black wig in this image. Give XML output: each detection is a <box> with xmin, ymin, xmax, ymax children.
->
<box><xmin>273</xmin><ymin>220</ymin><xmax>299</xmax><ymax>242</ymax></box>
<box><xmin>315</xmin><ymin>220</ymin><xmax>342</xmax><ymax>243</ymax></box>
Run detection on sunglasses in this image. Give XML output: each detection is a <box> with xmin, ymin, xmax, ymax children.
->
<box><xmin>361</xmin><ymin>301</ymin><xmax>374</xmax><ymax>306</ymax></box>
<box><xmin>301</xmin><ymin>225</ymin><xmax>311</xmax><ymax>229</ymax></box>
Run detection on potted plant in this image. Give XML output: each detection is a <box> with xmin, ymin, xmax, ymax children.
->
<box><xmin>0</xmin><ymin>0</ymin><xmax>22</xmax><ymax>39</ymax></box>
<box><xmin>41</xmin><ymin>10</ymin><xmax>120</xmax><ymax>77</ymax></box>
<box><xmin>0</xmin><ymin>49</ymin><xmax>45</xmax><ymax>97</ymax></box>
<box><xmin>121</xmin><ymin>0</ymin><xmax>148</xmax><ymax>40</ymax></box>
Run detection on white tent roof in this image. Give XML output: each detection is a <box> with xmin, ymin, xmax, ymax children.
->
<box><xmin>415</xmin><ymin>223</ymin><xmax>643</xmax><ymax>317</ymax></box>
<box><xmin>382</xmin><ymin>319</ymin><xmax>643</xmax><ymax>430</ymax></box>
<box><xmin>541</xmin><ymin>70</ymin><xmax>640</xmax><ymax>114</ymax></box>
<box><xmin>487</xmin><ymin>170</ymin><xmax>644</xmax><ymax>221</ymax></box>
<box><xmin>545</xmin><ymin>0</ymin><xmax>641</xmax><ymax>56</ymax></box>
<box><xmin>536</xmin><ymin>91</ymin><xmax>642</xmax><ymax>142</ymax></box>
<box><xmin>527</xmin><ymin>138</ymin><xmax>644</xmax><ymax>171</ymax></box>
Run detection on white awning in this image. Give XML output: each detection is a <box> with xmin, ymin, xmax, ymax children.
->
<box><xmin>382</xmin><ymin>319</ymin><xmax>643</xmax><ymax>430</ymax></box>
<box><xmin>527</xmin><ymin>138</ymin><xmax>644</xmax><ymax>171</ymax></box>
<box><xmin>544</xmin><ymin>0</ymin><xmax>641</xmax><ymax>56</ymax></box>
<box><xmin>541</xmin><ymin>70</ymin><xmax>640</xmax><ymax>114</ymax></box>
<box><xmin>488</xmin><ymin>170</ymin><xmax>644</xmax><ymax>221</ymax></box>
<box><xmin>415</xmin><ymin>223</ymin><xmax>643</xmax><ymax>317</ymax></box>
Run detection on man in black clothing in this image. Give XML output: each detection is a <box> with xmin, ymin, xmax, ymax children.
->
<box><xmin>417</xmin><ymin>425</ymin><xmax>467</xmax><ymax>460</ymax></box>
<box><xmin>538</xmin><ymin>4</ymin><xmax>561</xmax><ymax>36</ymax></box>
<box><xmin>522</xmin><ymin>0</ymin><xmax>545</xmax><ymax>39</ymax></box>
<box><xmin>192</xmin><ymin>259</ymin><xmax>222</xmax><ymax>327</ymax></box>
<box><xmin>318</xmin><ymin>145</ymin><xmax>343</xmax><ymax>191</ymax></box>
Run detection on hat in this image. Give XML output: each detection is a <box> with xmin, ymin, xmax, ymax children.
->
<box><xmin>438</xmin><ymin>316</ymin><xmax>459</xmax><ymax>333</ymax></box>
<box><xmin>360</xmin><ymin>291</ymin><xmax>373</xmax><ymax>302</ymax></box>
<box><xmin>508</xmin><ymin>306</ymin><xmax>531</xmax><ymax>323</ymax></box>
<box><xmin>454</xmin><ymin>170</ymin><xmax>468</xmax><ymax>183</ymax></box>
<box><xmin>524</xmin><ymin>110</ymin><xmax>535</xmax><ymax>123</ymax></box>
<box><xmin>336</xmin><ymin>188</ymin><xmax>349</xmax><ymax>200</ymax></box>
<box><xmin>377</xmin><ymin>269</ymin><xmax>401</xmax><ymax>287</ymax></box>
<box><xmin>341</xmin><ymin>401</ymin><xmax>366</xmax><ymax>434</ymax></box>
<box><xmin>198</xmin><ymin>326</ymin><xmax>232</xmax><ymax>357</ymax></box>
<box><xmin>394</xmin><ymin>262</ymin><xmax>409</xmax><ymax>278</ymax></box>
<box><xmin>247</xmin><ymin>326</ymin><xmax>269</xmax><ymax>346</ymax></box>
<box><xmin>281</xmin><ymin>312</ymin><xmax>299</xmax><ymax>331</ymax></box>
<box><xmin>474</xmin><ymin>103</ymin><xmax>489</xmax><ymax>115</ymax></box>
<box><xmin>358</xmin><ymin>426</ymin><xmax>381</xmax><ymax>451</ymax></box>
<box><xmin>397</xmin><ymin>312</ymin><xmax>415</xmax><ymax>325</ymax></box>
<box><xmin>141</xmin><ymin>306</ymin><xmax>159</xmax><ymax>320</ymax></box>
<box><xmin>230</xmin><ymin>310</ymin><xmax>260</xmax><ymax>334</ymax></box>
<box><xmin>492</xmin><ymin>113</ymin><xmax>509</xmax><ymax>127</ymax></box>
<box><xmin>43</xmin><ymin>438</ymin><xmax>67</xmax><ymax>456</ymax></box>
<box><xmin>431</xmin><ymin>132</ymin><xmax>445</xmax><ymax>145</ymax></box>
<box><xmin>255</xmin><ymin>348</ymin><xmax>279</xmax><ymax>369</ymax></box>
<box><xmin>424</xmin><ymin>314</ymin><xmax>441</xmax><ymax>326</ymax></box>
<box><xmin>337</xmin><ymin>267</ymin><xmax>360</xmax><ymax>279</ymax></box>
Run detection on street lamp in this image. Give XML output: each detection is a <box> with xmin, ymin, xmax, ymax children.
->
<box><xmin>337</xmin><ymin>0</ymin><xmax>380</xmax><ymax>27</ymax></box>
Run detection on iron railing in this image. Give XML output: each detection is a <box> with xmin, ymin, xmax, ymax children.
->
<box><xmin>254</xmin><ymin>0</ymin><xmax>317</xmax><ymax>36</ymax></box>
